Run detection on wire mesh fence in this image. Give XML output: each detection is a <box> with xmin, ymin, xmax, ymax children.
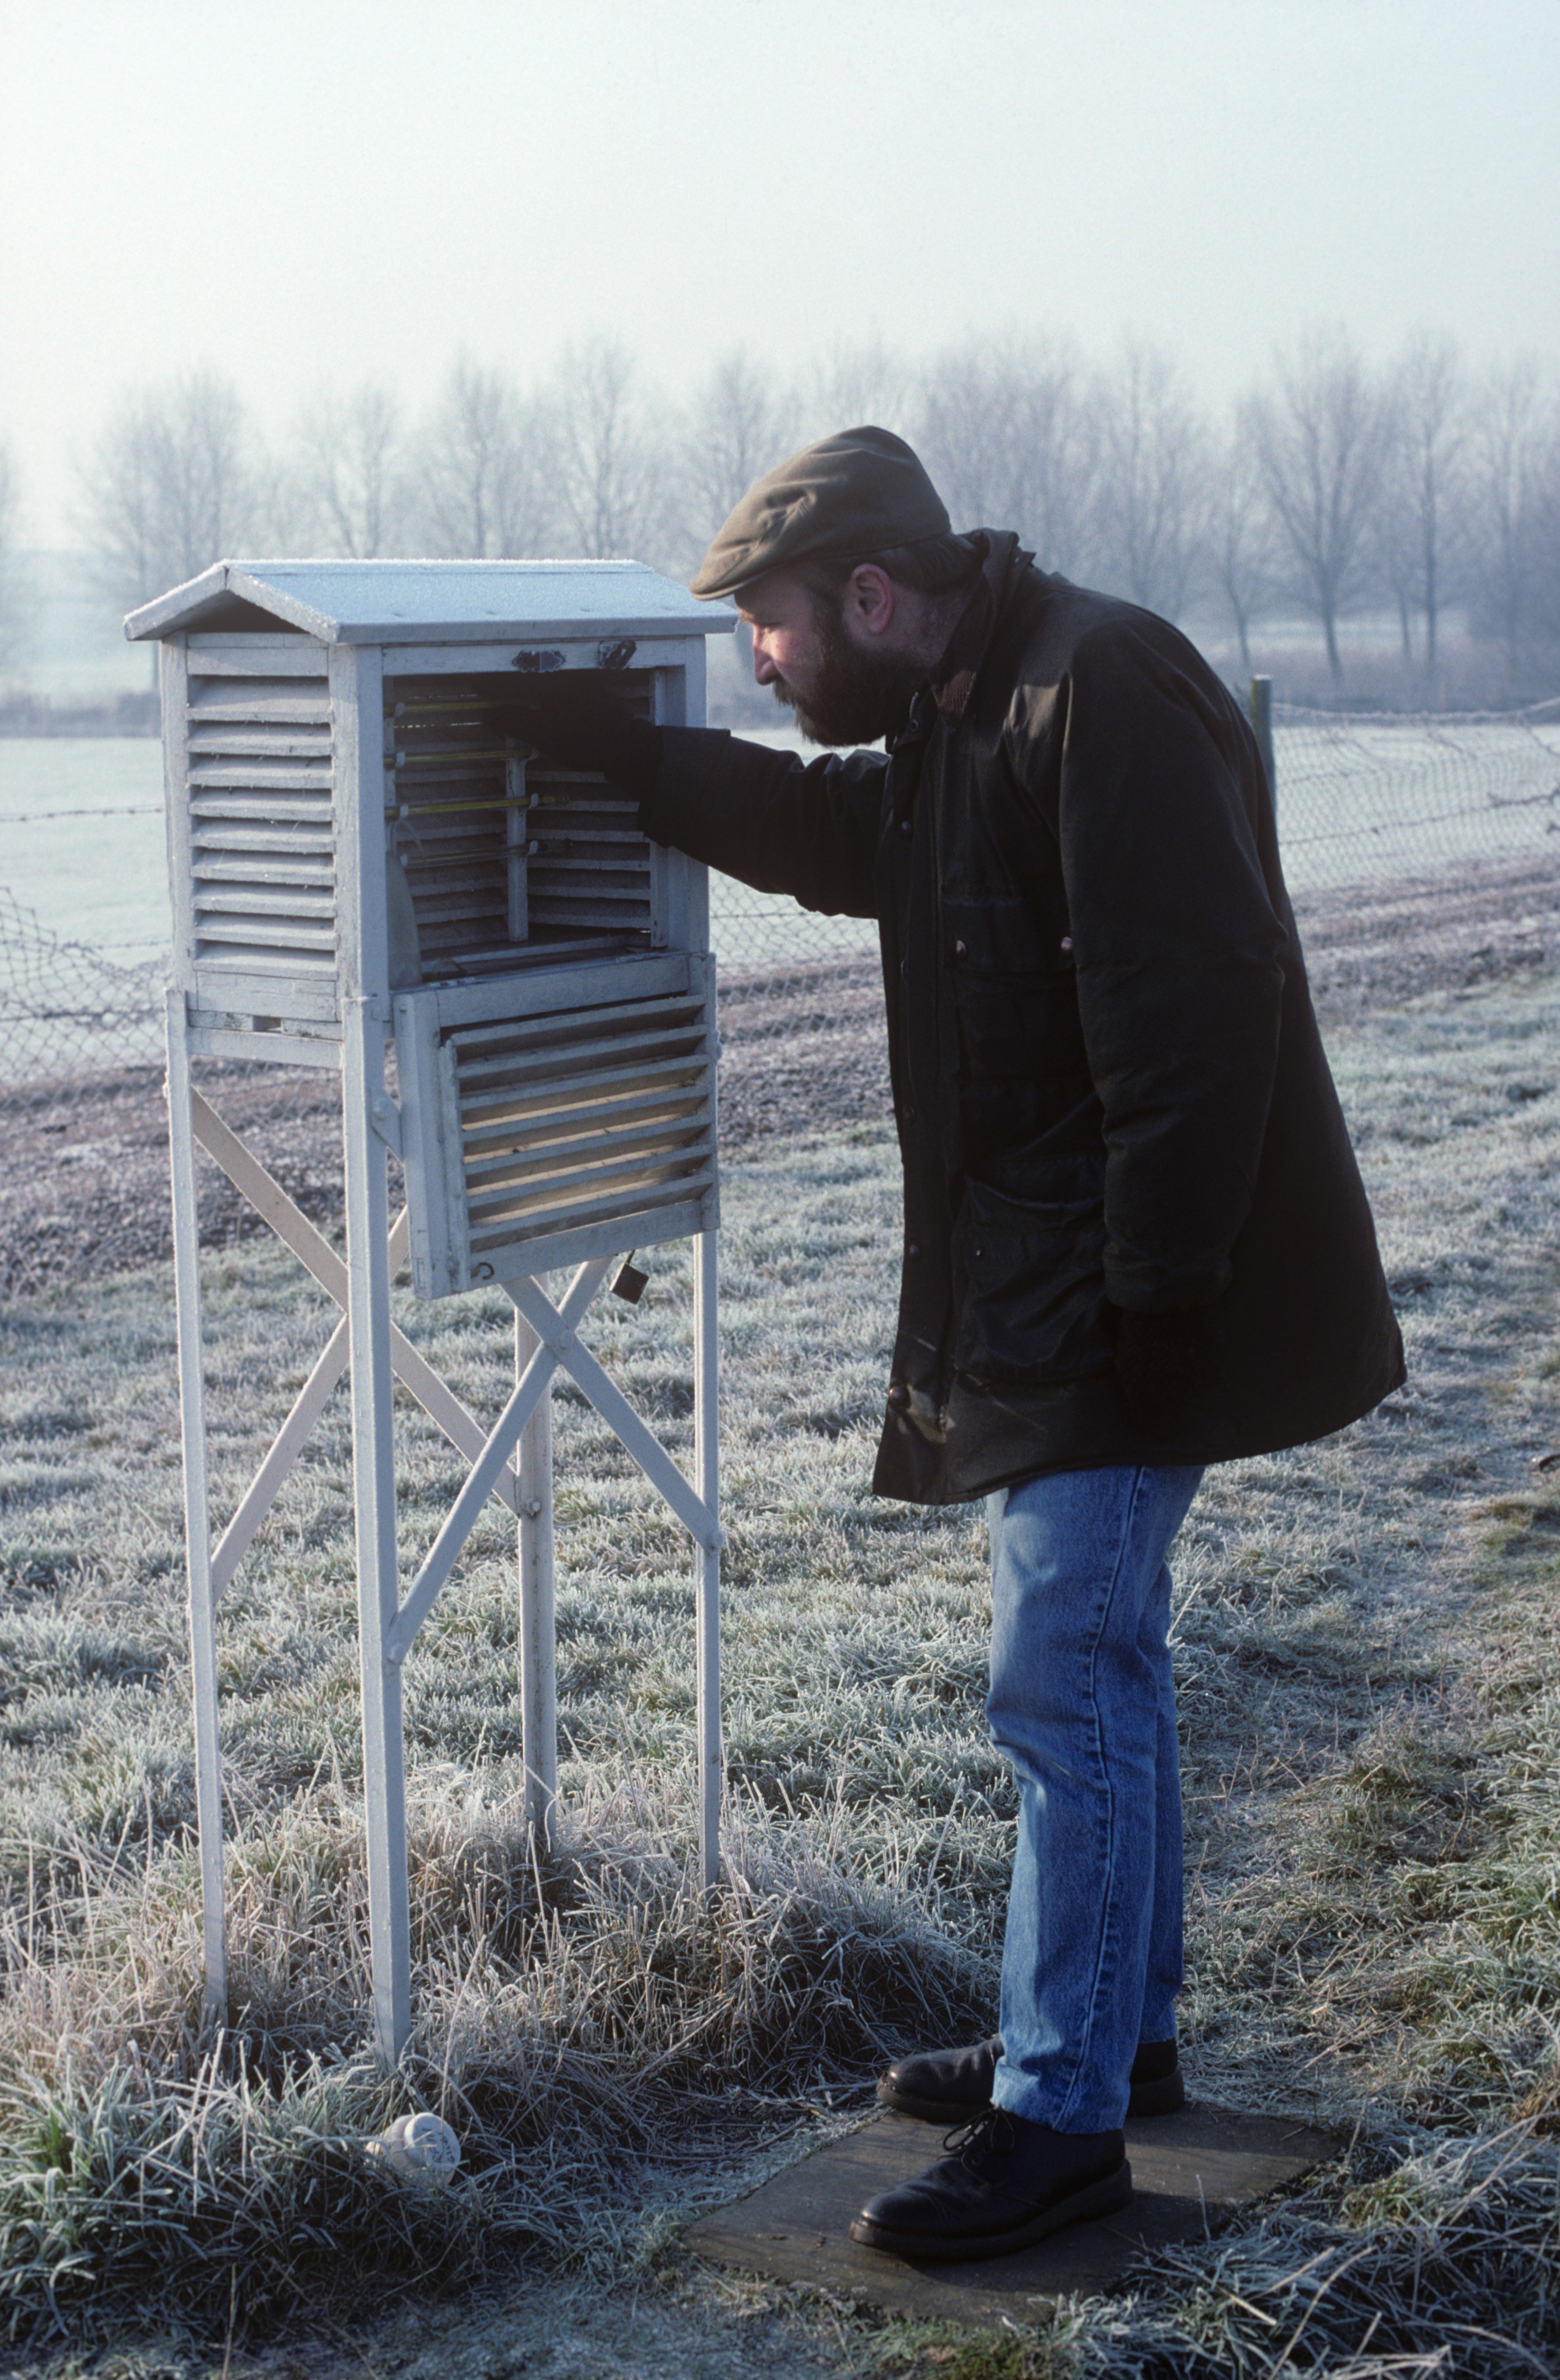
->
<box><xmin>1270</xmin><ymin>698</ymin><xmax>1560</xmax><ymax>890</ymax></box>
<box><xmin>3</xmin><ymin>694</ymin><xmax>1559</xmax><ymax>1296</ymax></box>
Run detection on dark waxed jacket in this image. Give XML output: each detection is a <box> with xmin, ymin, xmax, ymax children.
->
<box><xmin>645</xmin><ymin>533</ymin><xmax>1404</xmax><ymax>1503</ymax></box>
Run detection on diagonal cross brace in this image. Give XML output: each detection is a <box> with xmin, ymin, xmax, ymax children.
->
<box><xmin>385</xmin><ymin>1257</ymin><xmax>613</xmax><ymax>1665</ymax></box>
<box><xmin>385</xmin><ymin>1259</ymin><xmax>723</xmax><ymax>1668</ymax></box>
<box><xmin>505</xmin><ymin>1272</ymin><xmax>722</xmax><ymax>1553</ymax></box>
<box><xmin>208</xmin><ymin>1211</ymin><xmax>414</xmax><ymax>1595</ymax></box>
<box><xmin>185</xmin><ymin>1091</ymin><xmax>525</xmax><ymax>1600</ymax></box>
<box><xmin>186</xmin><ymin>1093</ymin><xmax>720</xmax><ymax>1678</ymax></box>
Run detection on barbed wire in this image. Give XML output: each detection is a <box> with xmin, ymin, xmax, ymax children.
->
<box><xmin>3</xmin><ymin>804</ymin><xmax>161</xmax><ymax>823</ymax></box>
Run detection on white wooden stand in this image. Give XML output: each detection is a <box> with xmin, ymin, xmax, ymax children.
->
<box><xmin>134</xmin><ymin>561</ymin><xmax>735</xmax><ymax>2064</ymax></box>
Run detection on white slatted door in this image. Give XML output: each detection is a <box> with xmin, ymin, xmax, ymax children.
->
<box><xmin>396</xmin><ymin>957</ymin><xmax>718</xmax><ymax>1295</ymax></box>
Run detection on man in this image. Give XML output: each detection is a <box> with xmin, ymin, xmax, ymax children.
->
<box><xmin>517</xmin><ymin>428</ymin><xmax>1404</xmax><ymax>2262</ymax></box>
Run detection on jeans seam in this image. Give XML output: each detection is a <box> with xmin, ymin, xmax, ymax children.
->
<box><xmin>1053</xmin><ymin>1463</ymin><xmax>1152</xmax><ymax>2130</ymax></box>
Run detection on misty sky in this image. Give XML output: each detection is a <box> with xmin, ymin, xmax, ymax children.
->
<box><xmin>3</xmin><ymin>0</ymin><xmax>1557</xmax><ymax>548</ymax></box>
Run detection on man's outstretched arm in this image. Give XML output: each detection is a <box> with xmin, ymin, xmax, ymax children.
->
<box><xmin>506</xmin><ymin>690</ymin><xmax>886</xmax><ymax>919</ymax></box>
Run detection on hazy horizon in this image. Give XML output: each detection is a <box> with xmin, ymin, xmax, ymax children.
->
<box><xmin>3</xmin><ymin>0</ymin><xmax>1557</xmax><ymax>547</ymax></box>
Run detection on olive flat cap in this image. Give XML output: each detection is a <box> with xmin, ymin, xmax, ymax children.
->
<box><xmin>690</xmin><ymin>425</ymin><xmax>951</xmax><ymax>600</ymax></box>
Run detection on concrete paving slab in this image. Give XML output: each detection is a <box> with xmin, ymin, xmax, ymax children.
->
<box><xmin>686</xmin><ymin>2103</ymin><xmax>1343</xmax><ymax>2326</ymax></box>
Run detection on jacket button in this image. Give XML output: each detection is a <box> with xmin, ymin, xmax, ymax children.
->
<box><xmin>952</xmin><ymin>938</ymin><xmax>967</xmax><ymax>959</ymax></box>
<box><xmin>1060</xmin><ymin>936</ymin><xmax>1074</xmax><ymax>953</ymax></box>
<box><xmin>887</xmin><ymin>1382</ymin><xmax>909</xmax><ymax>1407</ymax></box>
<box><xmin>898</xmin><ymin>817</ymin><xmax>913</xmax><ymax>836</ymax></box>
<box><xmin>900</xmin><ymin>1104</ymin><xmax>917</xmax><ymax>1124</ymax></box>
<box><xmin>906</xmin><ymin>1242</ymin><xmax>920</xmax><ymax>1258</ymax></box>
<box><xmin>973</xmin><ymin>1244</ymin><xmax>984</xmax><ymax>1259</ymax></box>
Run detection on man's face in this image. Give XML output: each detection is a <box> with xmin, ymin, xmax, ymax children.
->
<box><xmin>738</xmin><ymin>571</ymin><xmax>922</xmax><ymax>747</ymax></box>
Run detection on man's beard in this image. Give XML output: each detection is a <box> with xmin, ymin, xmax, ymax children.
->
<box><xmin>773</xmin><ymin>604</ymin><xmax>925</xmax><ymax>746</ymax></box>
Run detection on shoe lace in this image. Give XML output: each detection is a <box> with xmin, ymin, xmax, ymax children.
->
<box><xmin>942</xmin><ymin>2106</ymin><xmax>1016</xmax><ymax>2166</ymax></box>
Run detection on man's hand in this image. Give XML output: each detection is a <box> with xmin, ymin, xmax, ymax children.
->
<box><xmin>1112</xmin><ymin>1305</ymin><xmax>1221</xmax><ymax>1440</ymax></box>
<box><xmin>503</xmin><ymin>684</ymin><xmax>664</xmax><ymax>800</ymax></box>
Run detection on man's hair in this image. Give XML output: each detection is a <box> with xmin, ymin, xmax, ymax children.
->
<box><xmin>794</xmin><ymin>531</ymin><xmax>987</xmax><ymax>610</ymax></box>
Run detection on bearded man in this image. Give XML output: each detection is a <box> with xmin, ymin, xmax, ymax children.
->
<box><xmin>516</xmin><ymin>427</ymin><xmax>1403</xmax><ymax>2264</ymax></box>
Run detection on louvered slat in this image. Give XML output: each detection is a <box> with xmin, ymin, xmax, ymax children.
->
<box><xmin>187</xmin><ymin>729</ymin><xmax>331</xmax><ymax>760</ymax></box>
<box><xmin>464</xmin><ymin>1040</ymin><xmax>704</xmax><ymax>1102</ymax></box>
<box><xmin>193</xmin><ymin>855</ymin><xmax>334</xmax><ymax>885</ymax></box>
<box><xmin>462</xmin><ymin>1078</ymin><xmax>709</xmax><ymax>1170</ymax></box>
<box><xmin>453</xmin><ymin>997</ymin><xmax>704</xmax><ymax>1076</ymax></box>
<box><xmin>190</xmin><ymin>796</ymin><xmax>333</xmax><ymax>825</ymax></box>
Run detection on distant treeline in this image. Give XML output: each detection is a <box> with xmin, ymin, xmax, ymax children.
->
<box><xmin>3</xmin><ymin>329</ymin><xmax>1559</xmax><ymax>702</ymax></box>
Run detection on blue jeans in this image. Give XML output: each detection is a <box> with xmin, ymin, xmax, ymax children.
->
<box><xmin>985</xmin><ymin>1464</ymin><xmax>1204</xmax><ymax>2132</ymax></box>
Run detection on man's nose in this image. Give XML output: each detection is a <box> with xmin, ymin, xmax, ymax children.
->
<box><xmin>751</xmin><ymin>634</ymin><xmax>778</xmax><ymax>686</ymax></box>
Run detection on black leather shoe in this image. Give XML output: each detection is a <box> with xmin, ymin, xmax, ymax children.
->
<box><xmin>850</xmin><ymin>2107</ymin><xmax>1130</xmax><ymax>2262</ymax></box>
<box><xmin>875</xmin><ymin>2035</ymin><xmax>1185</xmax><ymax>2122</ymax></box>
<box><xmin>875</xmin><ymin>2034</ymin><xmax>1005</xmax><ymax>2121</ymax></box>
<box><xmin>1125</xmin><ymin>2038</ymin><xmax>1184</xmax><ymax>2117</ymax></box>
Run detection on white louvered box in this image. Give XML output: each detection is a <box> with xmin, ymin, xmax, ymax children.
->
<box><xmin>131</xmin><ymin>560</ymin><xmax>737</xmax><ymax>1286</ymax></box>
<box><xmin>128</xmin><ymin>561</ymin><xmax>738</xmax><ymax>2055</ymax></box>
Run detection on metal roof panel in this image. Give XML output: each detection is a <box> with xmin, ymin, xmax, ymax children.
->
<box><xmin>125</xmin><ymin>559</ymin><xmax>737</xmax><ymax>644</ymax></box>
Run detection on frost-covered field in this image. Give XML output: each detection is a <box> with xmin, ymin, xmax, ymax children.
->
<box><xmin>0</xmin><ymin>972</ymin><xmax>1558</xmax><ymax>2375</ymax></box>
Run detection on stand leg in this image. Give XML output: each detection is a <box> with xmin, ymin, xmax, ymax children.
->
<box><xmin>343</xmin><ymin>997</ymin><xmax>411</xmax><ymax>2066</ymax></box>
<box><xmin>165</xmin><ymin>993</ymin><xmax>226</xmax><ymax>2029</ymax></box>
<box><xmin>694</xmin><ymin>1227</ymin><xmax>721</xmax><ymax>1887</ymax></box>
<box><xmin>516</xmin><ymin>1301</ymin><xmax>558</xmax><ymax>1853</ymax></box>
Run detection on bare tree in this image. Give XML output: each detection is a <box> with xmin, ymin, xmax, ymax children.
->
<box><xmin>916</xmin><ymin>337</ymin><xmax>1098</xmax><ymax>576</ymax></box>
<box><xmin>1212</xmin><ymin>407</ymin><xmax>1282</xmax><ymax>676</ymax></box>
<box><xmin>1524</xmin><ymin>412</ymin><xmax>1560</xmax><ymax>657</ymax></box>
<box><xmin>1372</xmin><ymin>414</ymin><xmax>1420</xmax><ymax>668</ymax></box>
<box><xmin>1249</xmin><ymin>329</ymin><xmax>1389</xmax><ymax>685</ymax></box>
<box><xmin>676</xmin><ymin>349</ymin><xmax>799</xmax><ymax>556</ymax></box>
<box><xmin>1091</xmin><ymin>343</ymin><xmax>1209</xmax><ymax>619</ymax></box>
<box><xmin>78</xmin><ymin>371</ymin><xmax>261</xmax><ymax>605</ymax></box>
<box><xmin>1373</xmin><ymin>335</ymin><xmax>1468</xmax><ymax>683</ymax></box>
<box><xmin>1465</xmin><ymin>357</ymin><xmax>1551</xmax><ymax>683</ymax></box>
<box><xmin>549</xmin><ymin>338</ymin><xmax>672</xmax><ymax>564</ymax></box>
<box><xmin>286</xmin><ymin>383</ymin><xmax>410</xmax><ymax>556</ymax></box>
<box><xmin>800</xmin><ymin>337</ymin><xmax>913</xmax><ymax>445</ymax></box>
<box><xmin>416</xmin><ymin>357</ymin><xmax>552</xmax><ymax>558</ymax></box>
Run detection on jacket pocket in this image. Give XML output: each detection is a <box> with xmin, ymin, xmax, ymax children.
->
<box><xmin>952</xmin><ymin>1161</ymin><xmax>1113</xmax><ymax>1387</ymax></box>
<box><xmin>942</xmin><ymin>902</ymin><xmax>1086</xmax><ymax>1086</ymax></box>
<box><xmin>952</xmin><ymin>969</ymin><xmax>1088</xmax><ymax>1083</ymax></box>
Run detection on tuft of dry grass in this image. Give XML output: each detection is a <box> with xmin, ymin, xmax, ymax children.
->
<box><xmin>0</xmin><ymin>1780</ymin><xmax>991</xmax><ymax>2345</ymax></box>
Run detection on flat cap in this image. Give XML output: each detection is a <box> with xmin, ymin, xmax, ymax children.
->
<box><xmin>690</xmin><ymin>425</ymin><xmax>951</xmax><ymax>600</ymax></box>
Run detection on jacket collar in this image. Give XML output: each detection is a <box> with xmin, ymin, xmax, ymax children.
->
<box><xmin>929</xmin><ymin>532</ymin><xmax>1031</xmax><ymax>720</ymax></box>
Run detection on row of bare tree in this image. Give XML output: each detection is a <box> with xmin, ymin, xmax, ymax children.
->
<box><xmin>5</xmin><ymin>328</ymin><xmax>1559</xmax><ymax>691</ymax></box>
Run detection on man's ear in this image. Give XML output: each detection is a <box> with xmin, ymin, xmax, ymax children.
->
<box><xmin>843</xmin><ymin>564</ymin><xmax>896</xmax><ymax>639</ymax></box>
